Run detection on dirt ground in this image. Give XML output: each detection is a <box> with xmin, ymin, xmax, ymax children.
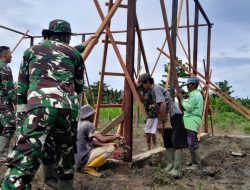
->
<box><xmin>1</xmin><ymin>135</ymin><xmax>249</xmax><ymax>190</ymax></box>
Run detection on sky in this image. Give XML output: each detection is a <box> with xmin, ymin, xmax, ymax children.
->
<box><xmin>0</xmin><ymin>0</ymin><xmax>249</xmax><ymax>98</ymax></box>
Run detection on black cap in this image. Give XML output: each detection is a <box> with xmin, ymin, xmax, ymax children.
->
<box><xmin>137</xmin><ymin>73</ymin><xmax>152</xmax><ymax>88</ymax></box>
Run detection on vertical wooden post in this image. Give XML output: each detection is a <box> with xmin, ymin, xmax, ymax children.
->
<box><xmin>94</xmin><ymin>0</ymin><xmax>113</xmax><ymax>128</ymax></box>
<box><xmin>79</xmin><ymin>34</ymin><xmax>86</xmax><ymax>106</ymax></box>
<box><xmin>135</xmin><ymin>41</ymin><xmax>141</xmax><ymax>128</ymax></box>
<box><xmin>135</xmin><ymin>16</ymin><xmax>149</xmax><ymax>74</ymax></box>
<box><xmin>123</xmin><ymin>0</ymin><xmax>136</xmax><ymax>162</ymax></box>
<box><xmin>170</xmin><ymin>0</ymin><xmax>179</xmax><ymax>99</ymax></box>
<box><xmin>186</xmin><ymin>0</ymin><xmax>192</xmax><ymax>71</ymax></box>
<box><xmin>204</xmin><ymin>26</ymin><xmax>212</xmax><ymax>133</ymax></box>
<box><xmin>193</xmin><ymin>2</ymin><xmax>199</xmax><ymax>75</ymax></box>
<box><xmin>160</xmin><ymin>0</ymin><xmax>182</xmax><ymax>108</ymax></box>
<box><xmin>30</xmin><ymin>37</ymin><xmax>34</xmax><ymax>47</ymax></box>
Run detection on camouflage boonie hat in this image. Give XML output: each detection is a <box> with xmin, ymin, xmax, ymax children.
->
<box><xmin>42</xmin><ymin>19</ymin><xmax>74</xmax><ymax>36</ymax></box>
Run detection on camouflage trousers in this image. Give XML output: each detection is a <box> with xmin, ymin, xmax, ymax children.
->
<box><xmin>1</xmin><ymin>107</ymin><xmax>78</xmax><ymax>190</ymax></box>
<box><xmin>0</xmin><ymin>108</ymin><xmax>16</xmax><ymax>138</ymax></box>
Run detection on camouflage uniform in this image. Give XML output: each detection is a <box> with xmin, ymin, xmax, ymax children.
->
<box><xmin>0</xmin><ymin>59</ymin><xmax>16</xmax><ymax>160</ymax></box>
<box><xmin>41</xmin><ymin>43</ymin><xmax>86</xmax><ymax>167</ymax></box>
<box><xmin>1</xmin><ymin>20</ymin><xmax>84</xmax><ymax>190</ymax></box>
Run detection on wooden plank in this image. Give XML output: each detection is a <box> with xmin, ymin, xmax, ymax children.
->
<box><xmin>177</xmin><ymin>0</ymin><xmax>184</xmax><ymax>30</ymax></box>
<box><xmin>205</xmin><ymin>26</ymin><xmax>212</xmax><ymax>132</ymax></box>
<box><xmin>29</xmin><ymin>24</ymin><xmax>213</xmax><ymax>38</ymax></box>
<box><xmin>81</xmin><ymin>0</ymin><xmax>122</xmax><ymax>61</ymax></box>
<box><xmin>123</xmin><ymin>0</ymin><xmax>136</xmax><ymax>162</ymax></box>
<box><xmin>135</xmin><ymin>16</ymin><xmax>149</xmax><ymax>74</ymax></box>
<box><xmin>94</xmin><ymin>0</ymin><xmax>114</xmax><ymax>127</ymax></box>
<box><xmin>93</xmin><ymin>0</ymin><xmax>146</xmax><ymax>116</ymax></box>
<box><xmin>194</xmin><ymin>0</ymin><xmax>212</xmax><ymax>26</ymax></box>
<box><xmin>186</xmin><ymin>0</ymin><xmax>192</xmax><ymax>71</ymax></box>
<box><xmin>105</xmin><ymin>2</ymin><xmax>128</xmax><ymax>8</ymax></box>
<box><xmin>199</xmin><ymin>70</ymin><xmax>212</xmax><ymax>134</ymax></box>
<box><xmin>133</xmin><ymin>147</ymin><xmax>166</xmax><ymax>161</ymax></box>
<box><xmin>11</xmin><ymin>29</ymin><xmax>29</xmax><ymax>54</ymax></box>
<box><xmin>99</xmin><ymin>71</ymin><xmax>125</xmax><ymax>76</ymax></box>
<box><xmin>95</xmin><ymin>104</ymin><xmax>123</xmax><ymax>108</ymax></box>
<box><xmin>100</xmin><ymin>112</ymin><xmax>125</xmax><ymax>135</ymax></box>
<box><xmin>193</xmin><ymin>2</ymin><xmax>199</xmax><ymax>74</ymax></box>
<box><xmin>158</xmin><ymin>48</ymin><xmax>250</xmax><ymax>120</ymax></box>
<box><xmin>157</xmin><ymin>47</ymin><xmax>250</xmax><ymax>116</ymax></box>
<box><xmin>160</xmin><ymin>0</ymin><xmax>182</xmax><ymax>106</ymax></box>
<box><xmin>177</xmin><ymin>34</ymin><xmax>189</xmax><ymax>62</ymax></box>
<box><xmin>102</xmin><ymin>39</ymin><xmax>127</xmax><ymax>45</ymax></box>
<box><xmin>152</xmin><ymin>0</ymin><xmax>183</xmax><ymax>77</ymax></box>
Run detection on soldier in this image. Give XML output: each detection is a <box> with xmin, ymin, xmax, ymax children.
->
<box><xmin>40</xmin><ymin>33</ymin><xmax>95</xmax><ymax>189</ymax></box>
<box><xmin>0</xmin><ymin>46</ymin><xmax>16</xmax><ymax>163</ymax></box>
<box><xmin>1</xmin><ymin>19</ymin><xmax>84</xmax><ymax>190</ymax></box>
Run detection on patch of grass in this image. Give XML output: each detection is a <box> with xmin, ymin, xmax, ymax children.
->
<box><xmin>151</xmin><ymin>165</ymin><xmax>172</xmax><ymax>185</ymax></box>
<box><xmin>243</xmin><ymin>124</ymin><xmax>250</xmax><ymax>134</ymax></box>
<box><xmin>213</xmin><ymin>112</ymin><xmax>250</xmax><ymax>132</ymax></box>
<box><xmin>99</xmin><ymin>107</ymin><xmax>122</xmax><ymax>128</ymax></box>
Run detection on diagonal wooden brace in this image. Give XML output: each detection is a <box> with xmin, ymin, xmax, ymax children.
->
<box><xmin>93</xmin><ymin>0</ymin><xmax>146</xmax><ymax>116</ymax></box>
<box><xmin>81</xmin><ymin>0</ymin><xmax>122</xmax><ymax>61</ymax></box>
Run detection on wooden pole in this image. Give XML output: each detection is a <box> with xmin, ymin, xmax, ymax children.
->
<box><xmin>186</xmin><ymin>0</ymin><xmax>192</xmax><ymax>71</ymax></box>
<box><xmin>135</xmin><ymin>16</ymin><xmax>149</xmax><ymax>74</ymax></box>
<box><xmin>200</xmin><ymin>70</ymin><xmax>212</xmax><ymax>134</ymax></box>
<box><xmin>151</xmin><ymin>0</ymin><xmax>183</xmax><ymax>77</ymax></box>
<box><xmin>30</xmin><ymin>37</ymin><xmax>34</xmax><ymax>47</ymax></box>
<box><xmin>11</xmin><ymin>29</ymin><xmax>29</xmax><ymax>54</ymax></box>
<box><xmin>169</xmin><ymin>0</ymin><xmax>179</xmax><ymax>99</ymax></box>
<box><xmin>204</xmin><ymin>26</ymin><xmax>212</xmax><ymax>132</ymax></box>
<box><xmin>165</xmin><ymin>64</ymin><xmax>171</xmax><ymax>90</ymax></box>
<box><xmin>135</xmin><ymin>41</ymin><xmax>141</xmax><ymax>128</ymax></box>
<box><xmin>160</xmin><ymin>0</ymin><xmax>182</xmax><ymax>104</ymax></box>
<box><xmin>158</xmin><ymin>48</ymin><xmax>250</xmax><ymax>119</ymax></box>
<box><xmin>94</xmin><ymin>0</ymin><xmax>113</xmax><ymax>128</ymax></box>
<box><xmin>193</xmin><ymin>2</ymin><xmax>199</xmax><ymax>74</ymax></box>
<box><xmin>93</xmin><ymin>0</ymin><xmax>146</xmax><ymax>116</ymax></box>
<box><xmin>151</xmin><ymin>38</ymin><xmax>167</xmax><ymax>76</ymax></box>
<box><xmin>122</xmin><ymin>0</ymin><xmax>136</xmax><ymax>162</ymax></box>
<box><xmin>81</xmin><ymin>0</ymin><xmax>122</xmax><ymax>61</ymax></box>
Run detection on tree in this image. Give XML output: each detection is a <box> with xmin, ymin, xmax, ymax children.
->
<box><xmin>160</xmin><ymin>57</ymin><xmax>190</xmax><ymax>88</ymax></box>
<box><xmin>215</xmin><ymin>80</ymin><xmax>234</xmax><ymax>96</ymax></box>
<box><xmin>83</xmin><ymin>82</ymin><xmax>123</xmax><ymax>105</ymax></box>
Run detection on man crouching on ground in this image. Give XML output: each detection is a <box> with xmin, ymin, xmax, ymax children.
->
<box><xmin>75</xmin><ymin>105</ymin><xmax>124</xmax><ymax>177</ymax></box>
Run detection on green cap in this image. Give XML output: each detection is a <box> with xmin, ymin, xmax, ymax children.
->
<box><xmin>42</xmin><ymin>19</ymin><xmax>74</xmax><ymax>36</ymax></box>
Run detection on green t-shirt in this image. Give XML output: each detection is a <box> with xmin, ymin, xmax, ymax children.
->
<box><xmin>181</xmin><ymin>89</ymin><xmax>203</xmax><ymax>132</ymax></box>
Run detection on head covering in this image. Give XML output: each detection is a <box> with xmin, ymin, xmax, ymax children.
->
<box><xmin>183</xmin><ymin>76</ymin><xmax>200</xmax><ymax>86</ymax></box>
<box><xmin>137</xmin><ymin>73</ymin><xmax>153</xmax><ymax>88</ymax></box>
<box><xmin>42</xmin><ymin>19</ymin><xmax>74</xmax><ymax>37</ymax></box>
<box><xmin>79</xmin><ymin>104</ymin><xmax>96</xmax><ymax>120</ymax></box>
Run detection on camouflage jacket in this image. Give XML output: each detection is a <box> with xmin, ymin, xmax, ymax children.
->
<box><xmin>0</xmin><ymin>60</ymin><xmax>16</xmax><ymax>108</ymax></box>
<box><xmin>17</xmin><ymin>40</ymin><xmax>84</xmax><ymax>113</ymax></box>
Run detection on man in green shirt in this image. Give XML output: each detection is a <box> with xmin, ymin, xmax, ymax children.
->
<box><xmin>180</xmin><ymin>76</ymin><xmax>203</xmax><ymax>170</ymax></box>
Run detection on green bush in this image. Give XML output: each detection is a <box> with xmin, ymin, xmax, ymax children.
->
<box><xmin>213</xmin><ymin>111</ymin><xmax>250</xmax><ymax>130</ymax></box>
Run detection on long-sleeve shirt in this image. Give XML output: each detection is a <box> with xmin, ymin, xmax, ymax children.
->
<box><xmin>16</xmin><ymin>40</ymin><xmax>84</xmax><ymax>113</ymax></box>
<box><xmin>181</xmin><ymin>89</ymin><xmax>204</xmax><ymax>132</ymax></box>
<box><xmin>0</xmin><ymin>60</ymin><xmax>16</xmax><ymax>108</ymax></box>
